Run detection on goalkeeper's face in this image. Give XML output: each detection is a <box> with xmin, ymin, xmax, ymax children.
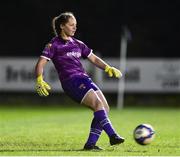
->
<box><xmin>61</xmin><ymin>17</ymin><xmax>77</xmax><ymax>37</ymax></box>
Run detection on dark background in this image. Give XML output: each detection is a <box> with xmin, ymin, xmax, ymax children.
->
<box><xmin>0</xmin><ymin>0</ymin><xmax>180</xmax><ymax>58</ymax></box>
<box><xmin>0</xmin><ymin>0</ymin><xmax>180</xmax><ymax>107</ymax></box>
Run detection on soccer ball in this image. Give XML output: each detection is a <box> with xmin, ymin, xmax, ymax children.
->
<box><xmin>133</xmin><ymin>124</ymin><xmax>155</xmax><ymax>145</ymax></box>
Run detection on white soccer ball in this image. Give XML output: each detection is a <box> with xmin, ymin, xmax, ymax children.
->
<box><xmin>133</xmin><ymin>124</ymin><xmax>155</xmax><ymax>145</ymax></box>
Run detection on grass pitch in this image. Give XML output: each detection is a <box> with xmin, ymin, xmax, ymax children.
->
<box><xmin>0</xmin><ymin>105</ymin><xmax>179</xmax><ymax>156</ymax></box>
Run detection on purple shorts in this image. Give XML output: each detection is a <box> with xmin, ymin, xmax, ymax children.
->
<box><xmin>61</xmin><ymin>76</ymin><xmax>99</xmax><ymax>103</ymax></box>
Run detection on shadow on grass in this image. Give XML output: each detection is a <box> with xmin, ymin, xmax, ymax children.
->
<box><xmin>125</xmin><ymin>149</ymin><xmax>148</xmax><ymax>153</ymax></box>
<box><xmin>0</xmin><ymin>148</ymin><xmax>110</xmax><ymax>153</ymax></box>
<box><xmin>0</xmin><ymin>149</ymin><xmax>86</xmax><ymax>152</ymax></box>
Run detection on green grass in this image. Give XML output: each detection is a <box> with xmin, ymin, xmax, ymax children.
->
<box><xmin>0</xmin><ymin>105</ymin><xmax>179</xmax><ymax>156</ymax></box>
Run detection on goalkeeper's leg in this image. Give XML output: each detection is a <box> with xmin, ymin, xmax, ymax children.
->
<box><xmin>84</xmin><ymin>90</ymin><xmax>109</xmax><ymax>149</ymax></box>
<box><xmin>82</xmin><ymin>90</ymin><xmax>125</xmax><ymax>149</ymax></box>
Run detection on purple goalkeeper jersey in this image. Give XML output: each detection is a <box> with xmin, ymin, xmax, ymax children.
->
<box><xmin>41</xmin><ymin>36</ymin><xmax>92</xmax><ymax>82</ymax></box>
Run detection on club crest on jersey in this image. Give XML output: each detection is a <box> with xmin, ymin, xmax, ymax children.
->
<box><xmin>67</xmin><ymin>51</ymin><xmax>81</xmax><ymax>58</ymax></box>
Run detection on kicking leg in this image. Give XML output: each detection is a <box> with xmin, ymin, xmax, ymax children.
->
<box><xmin>95</xmin><ymin>90</ymin><xmax>125</xmax><ymax>145</ymax></box>
<box><xmin>83</xmin><ymin>90</ymin><xmax>108</xmax><ymax>149</ymax></box>
<box><xmin>82</xmin><ymin>90</ymin><xmax>124</xmax><ymax>150</ymax></box>
<box><xmin>96</xmin><ymin>90</ymin><xmax>124</xmax><ymax>145</ymax></box>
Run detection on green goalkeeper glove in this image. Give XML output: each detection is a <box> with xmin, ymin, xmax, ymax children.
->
<box><xmin>35</xmin><ymin>75</ymin><xmax>51</xmax><ymax>96</ymax></box>
<box><xmin>105</xmin><ymin>65</ymin><xmax>122</xmax><ymax>78</ymax></box>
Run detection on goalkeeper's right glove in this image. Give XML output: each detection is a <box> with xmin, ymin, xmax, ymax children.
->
<box><xmin>35</xmin><ymin>74</ymin><xmax>51</xmax><ymax>97</ymax></box>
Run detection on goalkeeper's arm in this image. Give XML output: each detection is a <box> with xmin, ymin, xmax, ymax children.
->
<box><xmin>88</xmin><ymin>53</ymin><xmax>122</xmax><ymax>78</ymax></box>
<box><xmin>35</xmin><ymin>57</ymin><xmax>51</xmax><ymax>96</ymax></box>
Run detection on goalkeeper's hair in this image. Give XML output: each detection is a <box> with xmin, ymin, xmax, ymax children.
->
<box><xmin>52</xmin><ymin>12</ymin><xmax>75</xmax><ymax>36</ymax></box>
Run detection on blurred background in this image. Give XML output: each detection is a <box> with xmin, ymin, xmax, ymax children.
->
<box><xmin>0</xmin><ymin>0</ymin><xmax>180</xmax><ymax>108</ymax></box>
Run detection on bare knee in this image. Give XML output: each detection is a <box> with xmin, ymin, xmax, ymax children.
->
<box><xmin>91</xmin><ymin>98</ymin><xmax>104</xmax><ymax>111</ymax></box>
<box><xmin>81</xmin><ymin>90</ymin><xmax>105</xmax><ymax>112</ymax></box>
<box><xmin>88</xmin><ymin>99</ymin><xmax>109</xmax><ymax>112</ymax></box>
<box><xmin>92</xmin><ymin>100</ymin><xmax>110</xmax><ymax>113</ymax></box>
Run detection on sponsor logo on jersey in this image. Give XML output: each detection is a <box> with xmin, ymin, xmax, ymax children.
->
<box><xmin>67</xmin><ymin>51</ymin><xmax>81</xmax><ymax>58</ymax></box>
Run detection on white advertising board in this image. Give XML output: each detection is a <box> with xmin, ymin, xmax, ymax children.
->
<box><xmin>98</xmin><ymin>58</ymin><xmax>180</xmax><ymax>92</ymax></box>
<box><xmin>0</xmin><ymin>57</ymin><xmax>180</xmax><ymax>93</ymax></box>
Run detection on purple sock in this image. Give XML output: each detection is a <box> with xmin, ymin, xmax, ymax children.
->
<box><xmin>94</xmin><ymin>110</ymin><xmax>116</xmax><ymax>137</ymax></box>
<box><xmin>85</xmin><ymin>117</ymin><xmax>103</xmax><ymax>145</ymax></box>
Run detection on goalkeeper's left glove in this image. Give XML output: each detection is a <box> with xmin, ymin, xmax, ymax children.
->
<box><xmin>35</xmin><ymin>74</ymin><xmax>51</xmax><ymax>97</ymax></box>
<box><xmin>105</xmin><ymin>65</ymin><xmax>122</xmax><ymax>78</ymax></box>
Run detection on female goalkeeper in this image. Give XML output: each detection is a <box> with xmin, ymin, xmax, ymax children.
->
<box><xmin>35</xmin><ymin>11</ymin><xmax>125</xmax><ymax>150</ymax></box>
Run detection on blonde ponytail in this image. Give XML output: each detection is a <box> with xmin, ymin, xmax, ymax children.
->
<box><xmin>52</xmin><ymin>16</ymin><xmax>58</xmax><ymax>36</ymax></box>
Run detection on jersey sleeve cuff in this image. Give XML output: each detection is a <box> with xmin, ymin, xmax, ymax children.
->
<box><xmin>40</xmin><ymin>55</ymin><xmax>51</xmax><ymax>61</ymax></box>
<box><xmin>87</xmin><ymin>49</ymin><xmax>93</xmax><ymax>58</ymax></box>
